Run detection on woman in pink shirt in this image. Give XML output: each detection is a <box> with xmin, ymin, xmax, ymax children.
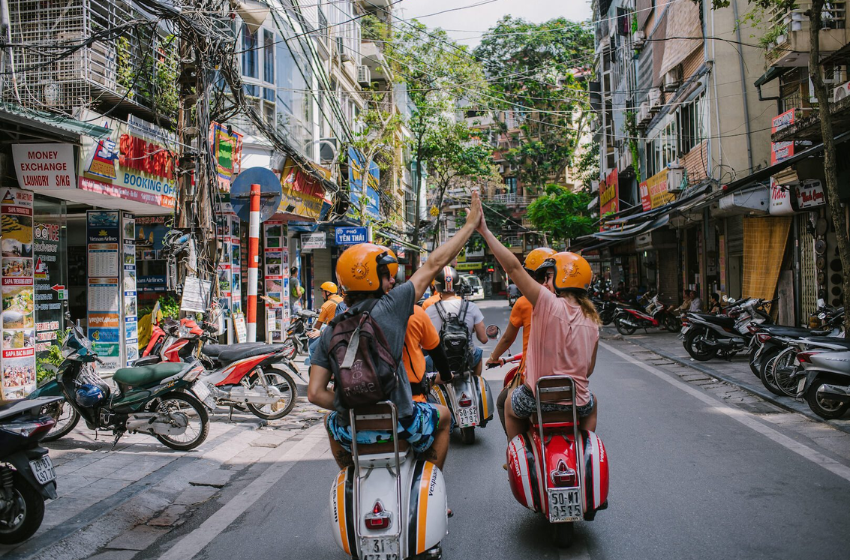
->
<box><xmin>474</xmin><ymin>201</ymin><xmax>600</xmax><ymax>438</ymax></box>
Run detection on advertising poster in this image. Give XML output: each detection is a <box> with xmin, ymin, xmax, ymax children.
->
<box><xmin>211</xmin><ymin>122</ymin><xmax>243</xmax><ymax>193</ymax></box>
<box><xmin>264</xmin><ymin>222</ymin><xmax>288</xmax><ymax>341</ymax></box>
<box><xmin>0</xmin><ymin>188</ymin><xmax>36</xmax><ymax>398</ymax></box>
<box><xmin>122</xmin><ymin>213</ymin><xmax>137</xmax><ymax>366</ymax></box>
<box><xmin>135</xmin><ymin>215</ymin><xmax>169</xmax><ymax>293</ymax></box>
<box><xmin>88</xmin><ymin>211</ymin><xmax>121</xmax><ymax>372</ymax></box>
<box><xmin>214</xmin><ymin>209</ymin><xmax>242</xmax><ymax>318</ymax></box>
<box><xmin>33</xmin><ymin>221</ymin><xmax>64</xmax><ymax>358</ymax></box>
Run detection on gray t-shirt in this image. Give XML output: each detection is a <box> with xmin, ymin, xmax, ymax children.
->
<box><xmin>312</xmin><ymin>281</ymin><xmax>416</xmax><ymax>419</ymax></box>
<box><xmin>425</xmin><ymin>297</ymin><xmax>484</xmax><ymax>340</ymax></box>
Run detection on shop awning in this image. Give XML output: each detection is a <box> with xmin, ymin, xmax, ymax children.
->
<box><xmin>592</xmin><ymin>214</ymin><xmax>671</xmax><ymax>241</ymax></box>
<box><xmin>0</xmin><ymin>102</ymin><xmax>111</xmax><ymax>142</ymax></box>
<box><xmin>603</xmin><ymin>181</ymin><xmax>712</xmax><ymax>226</ymax></box>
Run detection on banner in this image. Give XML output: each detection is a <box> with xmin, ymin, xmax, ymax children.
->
<box><xmin>600</xmin><ymin>170</ymin><xmax>619</xmax><ymax>215</ymax></box>
<box><xmin>645</xmin><ymin>169</ymin><xmax>675</xmax><ymax>209</ymax></box>
<box><xmin>347</xmin><ymin>148</ymin><xmax>380</xmax><ymax>220</ymax></box>
<box><xmin>122</xmin><ymin>213</ymin><xmax>138</xmax><ymax>366</ymax></box>
<box><xmin>0</xmin><ymin>189</ymin><xmax>36</xmax><ymax>398</ymax></box>
<box><xmin>278</xmin><ymin>158</ymin><xmax>327</xmax><ymax>219</ymax></box>
<box><xmin>211</xmin><ymin>122</ymin><xmax>243</xmax><ymax>192</ymax></box>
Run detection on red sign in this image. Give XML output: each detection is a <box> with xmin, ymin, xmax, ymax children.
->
<box><xmin>639</xmin><ymin>179</ymin><xmax>651</xmax><ymax>211</ymax></box>
<box><xmin>771</xmin><ymin>141</ymin><xmax>794</xmax><ymax>165</ymax></box>
<box><xmin>600</xmin><ymin>170</ymin><xmax>619</xmax><ymax>215</ymax></box>
<box><xmin>769</xmin><ymin>178</ymin><xmax>795</xmax><ymax>216</ymax></box>
<box><xmin>771</xmin><ymin>108</ymin><xmax>796</xmax><ymax>133</ymax></box>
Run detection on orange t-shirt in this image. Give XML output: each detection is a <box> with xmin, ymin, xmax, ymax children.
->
<box><xmin>404</xmin><ymin>306</ymin><xmax>441</xmax><ymax>402</ymax></box>
<box><xmin>317</xmin><ymin>294</ymin><xmax>343</xmax><ymax>324</ymax></box>
<box><xmin>509</xmin><ymin>296</ymin><xmax>533</xmax><ymax>375</ymax></box>
<box><xmin>421</xmin><ymin>293</ymin><xmax>441</xmax><ymax>310</ymax></box>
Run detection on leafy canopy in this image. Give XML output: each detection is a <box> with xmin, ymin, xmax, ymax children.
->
<box><xmin>526</xmin><ymin>185</ymin><xmax>595</xmax><ymax>243</ymax></box>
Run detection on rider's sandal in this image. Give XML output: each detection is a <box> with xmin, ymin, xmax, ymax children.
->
<box><xmin>447</xmin><ymin>508</ymin><xmax>454</xmax><ymax>518</ymax></box>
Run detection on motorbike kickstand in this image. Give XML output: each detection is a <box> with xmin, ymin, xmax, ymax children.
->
<box><xmin>228</xmin><ymin>405</ymin><xmax>234</xmax><ymax>421</ymax></box>
<box><xmin>111</xmin><ymin>431</ymin><xmax>125</xmax><ymax>450</ymax></box>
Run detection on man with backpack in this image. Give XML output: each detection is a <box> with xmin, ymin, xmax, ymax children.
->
<box><xmin>425</xmin><ymin>266</ymin><xmax>488</xmax><ymax>378</ymax></box>
<box><xmin>307</xmin><ymin>192</ymin><xmax>484</xmax><ymax>471</ymax></box>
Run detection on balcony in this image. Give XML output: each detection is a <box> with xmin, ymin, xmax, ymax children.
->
<box><xmin>4</xmin><ymin>0</ymin><xmax>178</xmax><ymax>123</ymax></box>
<box><xmin>765</xmin><ymin>2</ymin><xmax>850</xmax><ymax>68</ymax></box>
<box><xmin>484</xmin><ymin>193</ymin><xmax>532</xmax><ymax>207</ymax></box>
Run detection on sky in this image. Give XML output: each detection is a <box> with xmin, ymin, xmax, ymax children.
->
<box><xmin>396</xmin><ymin>0</ymin><xmax>593</xmax><ymax>46</ymax></box>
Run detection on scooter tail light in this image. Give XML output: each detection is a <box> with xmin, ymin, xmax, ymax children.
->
<box><xmin>365</xmin><ymin>500</ymin><xmax>392</xmax><ymax>530</ymax></box>
<box><xmin>747</xmin><ymin>324</ymin><xmax>759</xmax><ymax>334</ymax></box>
<box><xmin>756</xmin><ymin>333</ymin><xmax>772</xmax><ymax>344</ymax></box>
<box><xmin>182</xmin><ymin>364</ymin><xmax>205</xmax><ymax>382</ymax></box>
<box><xmin>458</xmin><ymin>393</ymin><xmax>473</xmax><ymax>408</ymax></box>
<box><xmin>0</xmin><ymin>418</ymin><xmax>55</xmax><ymax>438</ymax></box>
<box><xmin>550</xmin><ymin>460</ymin><xmax>576</xmax><ymax>487</ymax></box>
<box><xmin>797</xmin><ymin>352</ymin><xmax>819</xmax><ymax>364</ymax></box>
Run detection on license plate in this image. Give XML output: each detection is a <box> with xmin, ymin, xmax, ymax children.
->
<box><xmin>359</xmin><ymin>537</ymin><xmax>399</xmax><ymax>560</ymax></box>
<box><xmin>548</xmin><ymin>488</ymin><xmax>582</xmax><ymax>522</ymax></box>
<box><xmin>192</xmin><ymin>381</ymin><xmax>215</xmax><ymax>409</ymax></box>
<box><xmin>680</xmin><ymin>326</ymin><xmax>690</xmax><ymax>335</ymax></box>
<box><xmin>456</xmin><ymin>405</ymin><xmax>478</xmax><ymax>428</ymax></box>
<box><xmin>29</xmin><ymin>456</ymin><xmax>55</xmax><ymax>485</ymax></box>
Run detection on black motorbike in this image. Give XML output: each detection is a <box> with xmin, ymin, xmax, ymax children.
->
<box><xmin>680</xmin><ymin>298</ymin><xmax>774</xmax><ymax>361</ymax></box>
<box><xmin>282</xmin><ymin>310</ymin><xmax>317</xmax><ymax>358</ymax></box>
<box><xmin>0</xmin><ymin>397</ymin><xmax>62</xmax><ymax>543</ymax></box>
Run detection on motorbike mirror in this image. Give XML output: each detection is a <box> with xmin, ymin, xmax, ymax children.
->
<box><xmin>486</xmin><ymin>325</ymin><xmax>501</xmax><ymax>340</ymax></box>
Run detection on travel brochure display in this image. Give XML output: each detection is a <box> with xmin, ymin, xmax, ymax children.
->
<box><xmin>87</xmin><ymin>211</ymin><xmax>122</xmax><ymax>372</ymax></box>
<box><xmin>264</xmin><ymin>222</ymin><xmax>289</xmax><ymax>342</ymax></box>
<box><xmin>33</xmin><ymin>221</ymin><xmax>64</xmax><ymax>361</ymax></box>
<box><xmin>122</xmin><ymin>213</ymin><xmax>138</xmax><ymax>366</ymax></box>
<box><xmin>215</xmin><ymin>210</ymin><xmax>242</xmax><ymax>316</ymax></box>
<box><xmin>0</xmin><ymin>188</ymin><xmax>36</xmax><ymax>399</ymax></box>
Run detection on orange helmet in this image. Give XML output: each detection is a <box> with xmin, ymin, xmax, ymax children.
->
<box><xmin>320</xmin><ymin>281</ymin><xmax>338</xmax><ymax>294</ymax></box>
<box><xmin>336</xmin><ymin>243</ymin><xmax>398</xmax><ymax>292</ymax></box>
<box><xmin>375</xmin><ymin>245</ymin><xmax>399</xmax><ymax>279</ymax></box>
<box><xmin>536</xmin><ymin>252</ymin><xmax>592</xmax><ymax>293</ymax></box>
<box><xmin>524</xmin><ymin>247</ymin><xmax>556</xmax><ymax>273</ymax></box>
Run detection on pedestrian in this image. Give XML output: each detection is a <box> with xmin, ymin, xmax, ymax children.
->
<box><xmin>708</xmin><ymin>292</ymin><xmax>721</xmax><ymax>314</ymax></box>
<box><xmin>689</xmin><ymin>290</ymin><xmax>703</xmax><ymax>312</ymax></box>
<box><xmin>674</xmin><ymin>289</ymin><xmax>693</xmax><ymax>315</ymax></box>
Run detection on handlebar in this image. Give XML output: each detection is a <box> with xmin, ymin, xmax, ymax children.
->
<box><xmin>486</xmin><ymin>353</ymin><xmax>523</xmax><ymax>369</ymax></box>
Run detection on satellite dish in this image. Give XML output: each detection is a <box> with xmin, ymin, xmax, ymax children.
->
<box><xmin>230</xmin><ymin>167</ymin><xmax>282</xmax><ymax>223</ymax></box>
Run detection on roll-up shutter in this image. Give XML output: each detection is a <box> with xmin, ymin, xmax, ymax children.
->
<box><xmin>726</xmin><ymin>215</ymin><xmax>744</xmax><ymax>257</ymax></box>
<box><xmin>312</xmin><ymin>247</ymin><xmax>333</xmax><ymax>308</ymax></box>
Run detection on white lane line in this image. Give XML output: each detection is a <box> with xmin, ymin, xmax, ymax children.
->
<box><xmin>601</xmin><ymin>342</ymin><xmax>850</xmax><ymax>484</ymax></box>
<box><xmin>159</xmin><ymin>425</ymin><xmax>326</xmax><ymax>560</ymax></box>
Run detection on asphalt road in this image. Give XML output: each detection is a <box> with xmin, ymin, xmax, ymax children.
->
<box><xmin>142</xmin><ymin>299</ymin><xmax>850</xmax><ymax>560</ymax></box>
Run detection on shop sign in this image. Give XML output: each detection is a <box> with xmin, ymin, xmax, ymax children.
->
<box><xmin>301</xmin><ymin>233</ymin><xmax>326</xmax><ymax>250</ymax></box>
<box><xmin>600</xmin><ymin>170</ymin><xmax>619</xmax><ymax>215</ymax></box>
<box><xmin>639</xmin><ymin>179</ymin><xmax>652</xmax><ymax>211</ymax></box>
<box><xmin>33</xmin><ymin>221</ymin><xmax>63</xmax><ymax>357</ymax></box>
<box><xmin>347</xmin><ymin>148</ymin><xmax>380</xmax><ymax>220</ymax></box>
<box><xmin>770</xmin><ymin>141</ymin><xmax>794</xmax><ymax>165</ymax></box>
<box><xmin>211</xmin><ymin>122</ymin><xmax>243</xmax><ymax>192</ymax></box>
<box><xmin>278</xmin><ymin>158</ymin><xmax>326</xmax><ymax>219</ymax></box>
<box><xmin>11</xmin><ymin>144</ymin><xmax>75</xmax><ymax>190</ymax></box>
<box><xmin>645</xmin><ymin>169</ymin><xmax>675</xmax><ymax>209</ymax></box>
<box><xmin>796</xmin><ymin>179</ymin><xmax>826</xmax><ymax>209</ymax></box>
<box><xmin>769</xmin><ymin>178</ymin><xmax>795</xmax><ymax>216</ymax></box>
<box><xmin>87</xmin><ymin>211</ymin><xmax>122</xmax><ymax>372</ymax></box>
<box><xmin>335</xmin><ymin>227</ymin><xmax>368</xmax><ymax>245</ymax></box>
<box><xmin>456</xmin><ymin>262</ymin><xmax>482</xmax><ymax>271</ymax></box>
<box><xmin>771</xmin><ymin>108</ymin><xmax>796</xmax><ymax>133</ymax></box>
<box><xmin>0</xmin><ymin>188</ymin><xmax>36</xmax><ymax>399</ymax></box>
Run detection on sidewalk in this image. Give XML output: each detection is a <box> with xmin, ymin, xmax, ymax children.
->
<box><xmin>602</xmin><ymin>327</ymin><xmax>850</xmax><ymax>435</ymax></box>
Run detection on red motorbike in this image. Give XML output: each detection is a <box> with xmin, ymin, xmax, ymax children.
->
<box><xmin>613</xmin><ymin>293</ymin><xmax>679</xmax><ymax>335</ymax></box>
<box><xmin>502</xmin><ymin>356</ymin><xmax>609</xmax><ymax>548</ymax></box>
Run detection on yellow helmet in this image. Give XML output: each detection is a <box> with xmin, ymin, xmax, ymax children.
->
<box><xmin>524</xmin><ymin>247</ymin><xmax>556</xmax><ymax>273</ymax></box>
<box><xmin>537</xmin><ymin>252</ymin><xmax>593</xmax><ymax>293</ymax></box>
<box><xmin>375</xmin><ymin>245</ymin><xmax>399</xmax><ymax>279</ymax></box>
<box><xmin>335</xmin><ymin>243</ymin><xmax>398</xmax><ymax>292</ymax></box>
<box><xmin>320</xmin><ymin>281</ymin><xmax>338</xmax><ymax>294</ymax></box>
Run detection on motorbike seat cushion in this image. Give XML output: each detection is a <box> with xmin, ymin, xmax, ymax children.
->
<box><xmin>113</xmin><ymin>363</ymin><xmax>184</xmax><ymax>387</ymax></box>
<box><xmin>215</xmin><ymin>344</ymin><xmax>287</xmax><ymax>364</ymax></box>
<box><xmin>694</xmin><ymin>313</ymin><xmax>736</xmax><ymax>327</ymax></box>
<box><xmin>761</xmin><ymin>326</ymin><xmax>821</xmax><ymax>337</ymax></box>
<box><xmin>801</xmin><ymin>337</ymin><xmax>850</xmax><ymax>348</ymax></box>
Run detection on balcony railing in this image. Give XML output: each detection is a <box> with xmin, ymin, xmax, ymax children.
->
<box><xmin>766</xmin><ymin>2</ymin><xmax>849</xmax><ymax>67</ymax></box>
<box><xmin>484</xmin><ymin>193</ymin><xmax>532</xmax><ymax>207</ymax></box>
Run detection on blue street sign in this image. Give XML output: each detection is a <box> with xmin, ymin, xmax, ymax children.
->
<box><xmin>230</xmin><ymin>167</ymin><xmax>282</xmax><ymax>223</ymax></box>
<box><xmin>335</xmin><ymin>227</ymin><xmax>368</xmax><ymax>246</ymax></box>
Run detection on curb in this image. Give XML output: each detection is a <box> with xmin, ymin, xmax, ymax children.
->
<box><xmin>601</xmin><ymin>329</ymin><xmax>850</xmax><ymax>436</ymax></box>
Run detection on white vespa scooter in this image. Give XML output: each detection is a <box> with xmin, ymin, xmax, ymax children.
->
<box><xmin>329</xmin><ymin>402</ymin><xmax>448</xmax><ymax>560</ymax></box>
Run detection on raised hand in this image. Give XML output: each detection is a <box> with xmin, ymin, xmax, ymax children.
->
<box><xmin>466</xmin><ymin>189</ymin><xmax>483</xmax><ymax>230</ymax></box>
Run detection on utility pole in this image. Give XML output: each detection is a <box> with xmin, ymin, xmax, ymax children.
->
<box><xmin>176</xmin><ymin>37</ymin><xmax>196</xmax><ymax>231</ymax></box>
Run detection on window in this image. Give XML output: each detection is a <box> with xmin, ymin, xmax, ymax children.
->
<box><xmin>677</xmin><ymin>93</ymin><xmax>706</xmax><ymax>155</ymax></box>
<box><xmin>505</xmin><ymin>177</ymin><xmax>517</xmax><ymax>193</ymax></box>
<box><xmin>241</xmin><ymin>24</ymin><xmax>258</xmax><ymax>79</ymax></box>
<box><xmin>263</xmin><ymin>30</ymin><xmax>275</xmax><ymax>84</ymax></box>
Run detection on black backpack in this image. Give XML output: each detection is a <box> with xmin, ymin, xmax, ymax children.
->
<box><xmin>327</xmin><ymin>299</ymin><xmax>398</xmax><ymax>409</ymax></box>
<box><xmin>434</xmin><ymin>300</ymin><xmax>471</xmax><ymax>374</ymax></box>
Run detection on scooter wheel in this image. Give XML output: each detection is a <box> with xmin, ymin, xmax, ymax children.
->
<box><xmin>615</xmin><ymin>317</ymin><xmax>636</xmax><ymax>336</ymax></box>
<box><xmin>552</xmin><ymin>521</ymin><xmax>574</xmax><ymax>549</ymax></box>
<box><xmin>246</xmin><ymin>368</ymin><xmax>298</xmax><ymax>420</ymax></box>
<box><xmin>684</xmin><ymin>328</ymin><xmax>717</xmax><ymax>361</ymax></box>
<box><xmin>42</xmin><ymin>401</ymin><xmax>80</xmax><ymax>442</ymax></box>
<box><xmin>0</xmin><ymin>471</ymin><xmax>45</xmax><ymax>544</ymax></box>
<box><xmin>459</xmin><ymin>427</ymin><xmax>475</xmax><ymax>444</ymax></box>
<box><xmin>806</xmin><ymin>379</ymin><xmax>850</xmax><ymax>420</ymax></box>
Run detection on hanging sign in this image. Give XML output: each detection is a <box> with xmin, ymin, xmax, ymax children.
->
<box><xmin>769</xmin><ymin>178</ymin><xmax>795</xmax><ymax>216</ymax></box>
<box><xmin>645</xmin><ymin>169</ymin><xmax>674</xmax><ymax>209</ymax></box>
<box><xmin>795</xmin><ymin>180</ymin><xmax>826</xmax><ymax>209</ymax></box>
<box><xmin>301</xmin><ymin>233</ymin><xmax>326</xmax><ymax>250</ymax></box>
<box><xmin>600</xmin><ymin>170</ymin><xmax>619</xmax><ymax>215</ymax></box>
<box><xmin>11</xmin><ymin>144</ymin><xmax>75</xmax><ymax>190</ymax></box>
<box><xmin>335</xmin><ymin>227</ymin><xmax>368</xmax><ymax>246</ymax></box>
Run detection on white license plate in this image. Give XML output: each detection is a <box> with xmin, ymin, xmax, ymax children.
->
<box><xmin>360</xmin><ymin>537</ymin><xmax>399</xmax><ymax>560</ymax></box>
<box><xmin>548</xmin><ymin>488</ymin><xmax>582</xmax><ymax>522</ymax></box>
<box><xmin>192</xmin><ymin>381</ymin><xmax>215</xmax><ymax>407</ymax></box>
<box><xmin>456</xmin><ymin>405</ymin><xmax>478</xmax><ymax>428</ymax></box>
<box><xmin>29</xmin><ymin>456</ymin><xmax>55</xmax><ymax>485</ymax></box>
<box><xmin>680</xmin><ymin>326</ymin><xmax>690</xmax><ymax>335</ymax></box>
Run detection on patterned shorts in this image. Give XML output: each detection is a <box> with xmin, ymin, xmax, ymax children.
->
<box><xmin>510</xmin><ymin>384</ymin><xmax>595</xmax><ymax>419</ymax></box>
<box><xmin>325</xmin><ymin>402</ymin><xmax>440</xmax><ymax>454</ymax></box>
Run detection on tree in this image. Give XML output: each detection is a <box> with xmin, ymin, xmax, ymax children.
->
<box><xmin>526</xmin><ymin>185</ymin><xmax>595</xmax><ymax>247</ymax></box>
<box><xmin>712</xmin><ymin>0</ymin><xmax>850</xmax><ymax>333</ymax></box>
<box><xmin>474</xmin><ymin>17</ymin><xmax>594</xmax><ymax>192</ymax></box>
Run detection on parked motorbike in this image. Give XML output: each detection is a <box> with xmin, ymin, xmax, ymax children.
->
<box><xmin>680</xmin><ymin>298</ymin><xmax>774</xmax><ymax>361</ymax></box>
<box><xmin>282</xmin><ymin>310</ymin><xmax>317</xmax><ymax>359</ymax></box>
<box><xmin>613</xmin><ymin>293</ymin><xmax>678</xmax><ymax>335</ymax></box>
<box><xmin>799</xmin><ymin>349</ymin><xmax>850</xmax><ymax>419</ymax></box>
<box><xmin>0</xmin><ymin>397</ymin><xmax>61</xmax><ymax>544</ymax></box>
<box><xmin>29</xmin><ymin>317</ymin><xmax>212</xmax><ymax>451</ymax></box>
<box><xmin>593</xmin><ymin>299</ymin><xmax>618</xmax><ymax>326</ymax></box>
<box><xmin>766</xmin><ymin>336</ymin><xmax>850</xmax><ymax>398</ymax></box>
<box><xmin>506</xmin><ymin>375</ymin><xmax>609</xmax><ymax>548</ymax></box>
<box><xmin>329</xmin><ymin>402</ymin><xmax>448</xmax><ymax>560</ymax></box>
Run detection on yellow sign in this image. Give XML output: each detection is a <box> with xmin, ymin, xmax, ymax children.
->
<box><xmin>456</xmin><ymin>262</ymin><xmax>482</xmax><ymax>271</ymax></box>
<box><xmin>646</xmin><ymin>169</ymin><xmax>675</xmax><ymax>209</ymax></box>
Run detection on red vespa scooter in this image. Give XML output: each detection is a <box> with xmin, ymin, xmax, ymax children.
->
<box><xmin>503</xmin><ymin>360</ymin><xmax>609</xmax><ymax>548</ymax></box>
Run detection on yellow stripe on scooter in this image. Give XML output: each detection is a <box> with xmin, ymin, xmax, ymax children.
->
<box><xmin>335</xmin><ymin>470</ymin><xmax>350</xmax><ymax>555</ymax></box>
<box><xmin>479</xmin><ymin>377</ymin><xmax>488</xmax><ymax>419</ymax></box>
<box><xmin>417</xmin><ymin>462</ymin><xmax>434</xmax><ymax>553</ymax></box>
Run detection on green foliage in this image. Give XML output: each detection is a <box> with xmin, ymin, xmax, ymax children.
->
<box><xmin>361</xmin><ymin>15</ymin><xmax>389</xmax><ymax>42</ymax></box>
<box><xmin>474</xmin><ymin>17</ymin><xmax>594</xmax><ymax>191</ymax></box>
<box><xmin>117</xmin><ymin>37</ymin><xmax>135</xmax><ymax>96</ymax></box>
<box><xmin>575</xmin><ymin>140</ymin><xmax>600</xmax><ymax>193</ymax></box>
<box><xmin>526</xmin><ymin>185</ymin><xmax>595</xmax><ymax>245</ymax></box>
<box><xmin>622</xmin><ymin>111</ymin><xmax>641</xmax><ymax>183</ymax></box>
<box><xmin>159</xmin><ymin>295</ymin><xmax>180</xmax><ymax>319</ymax></box>
<box><xmin>36</xmin><ymin>332</ymin><xmax>68</xmax><ymax>385</ymax></box>
<box><xmin>154</xmin><ymin>35</ymin><xmax>179</xmax><ymax>123</ymax></box>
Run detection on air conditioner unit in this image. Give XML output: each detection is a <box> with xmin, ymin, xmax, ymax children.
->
<box><xmin>591</xmin><ymin>180</ymin><xmax>600</xmax><ymax>193</ymax></box>
<box><xmin>637</xmin><ymin>102</ymin><xmax>651</xmax><ymax>127</ymax></box>
<box><xmin>319</xmin><ymin>137</ymin><xmax>338</xmax><ymax>163</ymax></box>
<box><xmin>357</xmin><ymin>65</ymin><xmax>371</xmax><ymax>85</ymax></box>
<box><xmin>666</xmin><ymin>166</ymin><xmax>685</xmax><ymax>192</ymax></box>
<box><xmin>633</xmin><ymin>31</ymin><xmax>646</xmax><ymax>49</ymax></box>
<box><xmin>648</xmin><ymin>88</ymin><xmax>662</xmax><ymax>111</ymax></box>
<box><xmin>834</xmin><ymin>80</ymin><xmax>850</xmax><ymax>102</ymax></box>
<box><xmin>663</xmin><ymin>68</ymin><xmax>681</xmax><ymax>92</ymax></box>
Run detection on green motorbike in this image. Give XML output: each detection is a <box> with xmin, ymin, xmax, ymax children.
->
<box><xmin>30</xmin><ymin>319</ymin><xmax>213</xmax><ymax>451</ymax></box>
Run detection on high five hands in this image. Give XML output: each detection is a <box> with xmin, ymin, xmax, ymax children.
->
<box><xmin>466</xmin><ymin>190</ymin><xmax>488</xmax><ymax>234</ymax></box>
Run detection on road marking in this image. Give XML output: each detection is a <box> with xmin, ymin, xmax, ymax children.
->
<box><xmin>601</xmin><ymin>342</ymin><xmax>850</xmax><ymax>484</ymax></box>
<box><xmin>158</xmin><ymin>426</ymin><xmax>326</xmax><ymax>560</ymax></box>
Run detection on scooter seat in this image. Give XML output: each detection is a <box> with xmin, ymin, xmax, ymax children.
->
<box><xmin>693</xmin><ymin>313</ymin><xmax>736</xmax><ymax>327</ymax></box>
<box><xmin>202</xmin><ymin>343</ymin><xmax>269</xmax><ymax>358</ymax></box>
<box><xmin>215</xmin><ymin>344</ymin><xmax>287</xmax><ymax>364</ymax></box>
<box><xmin>113</xmin><ymin>363</ymin><xmax>184</xmax><ymax>387</ymax></box>
<box><xmin>760</xmin><ymin>326</ymin><xmax>822</xmax><ymax>337</ymax></box>
<box><xmin>800</xmin><ymin>337</ymin><xmax>850</xmax><ymax>349</ymax></box>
